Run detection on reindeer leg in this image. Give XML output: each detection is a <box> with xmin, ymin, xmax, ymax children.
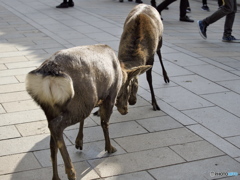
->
<box><xmin>157</xmin><ymin>39</ymin><xmax>170</xmax><ymax>83</ymax></box>
<box><xmin>50</xmin><ymin>136</ymin><xmax>61</xmax><ymax>180</ymax></box>
<box><xmin>99</xmin><ymin>95</ymin><xmax>117</xmax><ymax>153</ymax></box>
<box><xmin>49</xmin><ymin>116</ymin><xmax>76</xmax><ymax>180</ymax></box>
<box><xmin>151</xmin><ymin>0</ymin><xmax>156</xmax><ymax>8</ymax></box>
<box><xmin>75</xmin><ymin>121</ymin><xmax>84</xmax><ymax>150</ymax></box>
<box><xmin>146</xmin><ymin>64</ymin><xmax>160</xmax><ymax>111</ymax></box>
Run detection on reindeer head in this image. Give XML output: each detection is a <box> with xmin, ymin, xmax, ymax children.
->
<box><xmin>115</xmin><ymin>65</ymin><xmax>152</xmax><ymax>115</ymax></box>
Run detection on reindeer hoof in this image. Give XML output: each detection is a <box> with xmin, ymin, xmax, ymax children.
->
<box><xmin>68</xmin><ymin>178</ymin><xmax>76</xmax><ymax>180</ymax></box>
<box><xmin>66</xmin><ymin>168</ymin><xmax>76</xmax><ymax>180</ymax></box>
<box><xmin>163</xmin><ymin>72</ymin><xmax>170</xmax><ymax>83</ymax></box>
<box><xmin>75</xmin><ymin>140</ymin><xmax>83</xmax><ymax>150</ymax></box>
<box><xmin>52</xmin><ymin>177</ymin><xmax>61</xmax><ymax>180</ymax></box>
<box><xmin>162</xmin><ymin>70</ymin><xmax>170</xmax><ymax>83</ymax></box>
<box><xmin>107</xmin><ymin>146</ymin><xmax>117</xmax><ymax>154</ymax></box>
<box><xmin>153</xmin><ymin>104</ymin><xmax>160</xmax><ymax>111</ymax></box>
<box><xmin>164</xmin><ymin>76</ymin><xmax>170</xmax><ymax>83</ymax></box>
<box><xmin>75</xmin><ymin>144</ymin><xmax>83</xmax><ymax>150</ymax></box>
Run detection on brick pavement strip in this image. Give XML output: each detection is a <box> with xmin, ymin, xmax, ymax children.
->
<box><xmin>0</xmin><ymin>0</ymin><xmax>240</xmax><ymax>179</ymax></box>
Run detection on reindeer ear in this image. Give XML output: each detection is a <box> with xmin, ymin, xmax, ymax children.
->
<box><xmin>127</xmin><ymin>65</ymin><xmax>152</xmax><ymax>81</ymax></box>
<box><xmin>138</xmin><ymin>65</ymin><xmax>152</xmax><ymax>75</ymax></box>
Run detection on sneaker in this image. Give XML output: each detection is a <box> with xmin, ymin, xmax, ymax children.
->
<box><xmin>197</xmin><ymin>20</ymin><xmax>207</xmax><ymax>39</ymax></box>
<box><xmin>68</xmin><ymin>1</ymin><xmax>74</xmax><ymax>7</ymax></box>
<box><xmin>222</xmin><ymin>35</ymin><xmax>240</xmax><ymax>43</ymax></box>
<box><xmin>186</xmin><ymin>7</ymin><xmax>191</xmax><ymax>13</ymax></box>
<box><xmin>202</xmin><ymin>5</ymin><xmax>210</xmax><ymax>11</ymax></box>
<box><xmin>56</xmin><ymin>2</ymin><xmax>69</xmax><ymax>8</ymax></box>
<box><xmin>180</xmin><ymin>15</ymin><xmax>194</xmax><ymax>22</ymax></box>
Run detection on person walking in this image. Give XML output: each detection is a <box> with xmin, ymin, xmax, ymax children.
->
<box><xmin>197</xmin><ymin>0</ymin><xmax>239</xmax><ymax>42</ymax></box>
<box><xmin>56</xmin><ymin>0</ymin><xmax>74</xmax><ymax>8</ymax></box>
<box><xmin>156</xmin><ymin>0</ymin><xmax>194</xmax><ymax>22</ymax></box>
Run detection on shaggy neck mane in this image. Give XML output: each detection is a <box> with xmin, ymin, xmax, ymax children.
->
<box><xmin>120</xmin><ymin>62</ymin><xmax>128</xmax><ymax>84</ymax></box>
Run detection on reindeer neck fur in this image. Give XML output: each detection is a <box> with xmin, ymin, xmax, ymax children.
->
<box><xmin>120</xmin><ymin>62</ymin><xmax>128</xmax><ymax>85</ymax></box>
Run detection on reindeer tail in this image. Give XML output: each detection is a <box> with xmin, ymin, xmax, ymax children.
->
<box><xmin>25</xmin><ymin>71</ymin><xmax>75</xmax><ymax>108</ymax></box>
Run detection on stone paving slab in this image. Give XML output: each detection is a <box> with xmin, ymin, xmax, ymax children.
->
<box><xmin>64</xmin><ymin>121</ymin><xmax>148</xmax><ymax>144</ymax></box>
<box><xmin>115</xmin><ymin>128</ymin><xmax>202</xmax><ymax>153</ymax></box>
<box><xmin>183</xmin><ymin>106</ymin><xmax>240</xmax><ymax>137</ymax></box>
<box><xmin>0</xmin><ymin>161</ymin><xmax>99</xmax><ymax>180</ymax></box>
<box><xmin>188</xmin><ymin>124</ymin><xmax>240</xmax><ymax>158</ymax></box>
<box><xmin>155</xmin><ymin>86</ymin><xmax>213</xmax><ymax>110</ymax></box>
<box><xmin>170</xmin><ymin>74</ymin><xmax>228</xmax><ymax>95</ymax></box>
<box><xmin>0</xmin><ymin>76</ymin><xmax>18</xmax><ymax>85</ymax></box>
<box><xmin>225</xmin><ymin>136</ymin><xmax>240</xmax><ymax>149</ymax></box>
<box><xmin>0</xmin><ymin>125</ymin><xmax>20</xmax><ymax>140</ymax></box>
<box><xmin>102</xmin><ymin>171</ymin><xmax>155</xmax><ymax>180</ymax></box>
<box><xmin>0</xmin><ymin>0</ymin><xmax>240</xmax><ymax>179</ymax></box>
<box><xmin>136</xmin><ymin>116</ymin><xmax>183</xmax><ymax>132</ymax></box>
<box><xmin>88</xmin><ymin>147</ymin><xmax>185</xmax><ymax>177</ymax></box>
<box><xmin>0</xmin><ymin>134</ymin><xmax>71</xmax><ymax>156</ymax></box>
<box><xmin>0</xmin><ymin>109</ymin><xmax>45</xmax><ymax>126</ymax></box>
<box><xmin>148</xmin><ymin>156</ymin><xmax>240</xmax><ymax>180</ymax></box>
<box><xmin>0</xmin><ymin>153</ymin><xmax>41</xmax><ymax>175</ymax></box>
<box><xmin>0</xmin><ymin>83</ymin><xmax>25</xmax><ymax>93</ymax></box>
<box><xmin>169</xmin><ymin>140</ymin><xmax>225</xmax><ymax>161</ymax></box>
<box><xmin>34</xmin><ymin>140</ymin><xmax>126</xmax><ymax>167</ymax></box>
<box><xmin>201</xmin><ymin>92</ymin><xmax>240</xmax><ymax>117</ymax></box>
<box><xmin>2</xmin><ymin>99</ymin><xmax>39</xmax><ymax>113</ymax></box>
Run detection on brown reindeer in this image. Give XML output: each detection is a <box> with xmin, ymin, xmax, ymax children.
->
<box><xmin>118</xmin><ymin>4</ymin><xmax>169</xmax><ymax>111</ymax></box>
<box><xmin>25</xmin><ymin>44</ymin><xmax>151</xmax><ymax>180</ymax></box>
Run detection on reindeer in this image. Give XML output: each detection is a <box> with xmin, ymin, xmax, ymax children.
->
<box><xmin>118</xmin><ymin>4</ymin><xmax>169</xmax><ymax>111</ymax></box>
<box><xmin>25</xmin><ymin>44</ymin><xmax>151</xmax><ymax>180</ymax></box>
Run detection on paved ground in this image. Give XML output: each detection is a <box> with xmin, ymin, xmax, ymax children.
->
<box><xmin>0</xmin><ymin>0</ymin><xmax>240</xmax><ymax>179</ymax></box>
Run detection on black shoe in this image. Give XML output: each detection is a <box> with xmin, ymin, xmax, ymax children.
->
<box><xmin>197</xmin><ymin>20</ymin><xmax>207</xmax><ymax>39</ymax></box>
<box><xmin>135</xmin><ymin>0</ymin><xmax>143</xmax><ymax>3</ymax></box>
<box><xmin>128</xmin><ymin>0</ymin><xmax>133</xmax><ymax>1</ymax></box>
<box><xmin>119</xmin><ymin>0</ymin><xmax>123</xmax><ymax>2</ymax></box>
<box><xmin>180</xmin><ymin>16</ymin><xmax>194</xmax><ymax>22</ymax></box>
<box><xmin>68</xmin><ymin>1</ymin><xmax>74</xmax><ymax>7</ymax></box>
<box><xmin>222</xmin><ymin>35</ymin><xmax>240</xmax><ymax>43</ymax></box>
<box><xmin>202</xmin><ymin>5</ymin><xmax>210</xmax><ymax>11</ymax></box>
<box><xmin>56</xmin><ymin>2</ymin><xmax>69</xmax><ymax>8</ymax></box>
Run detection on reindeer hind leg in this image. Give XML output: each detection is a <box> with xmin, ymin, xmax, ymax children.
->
<box><xmin>157</xmin><ymin>39</ymin><xmax>170</xmax><ymax>83</ymax></box>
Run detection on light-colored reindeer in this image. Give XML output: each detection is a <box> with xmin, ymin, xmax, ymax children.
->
<box><xmin>25</xmin><ymin>44</ymin><xmax>150</xmax><ymax>180</ymax></box>
<box><xmin>119</xmin><ymin>4</ymin><xmax>169</xmax><ymax>110</ymax></box>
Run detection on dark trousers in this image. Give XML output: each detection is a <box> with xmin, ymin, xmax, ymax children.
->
<box><xmin>203</xmin><ymin>0</ymin><xmax>237</xmax><ymax>36</ymax></box>
<box><xmin>156</xmin><ymin>0</ymin><xmax>188</xmax><ymax>18</ymax></box>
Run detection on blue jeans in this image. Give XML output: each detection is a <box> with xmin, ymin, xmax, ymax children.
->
<box><xmin>203</xmin><ymin>0</ymin><xmax>237</xmax><ymax>36</ymax></box>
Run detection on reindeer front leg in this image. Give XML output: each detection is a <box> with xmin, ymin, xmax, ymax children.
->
<box><xmin>75</xmin><ymin>121</ymin><xmax>84</xmax><ymax>150</ymax></box>
<box><xmin>99</xmin><ymin>95</ymin><xmax>117</xmax><ymax>153</ymax></box>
